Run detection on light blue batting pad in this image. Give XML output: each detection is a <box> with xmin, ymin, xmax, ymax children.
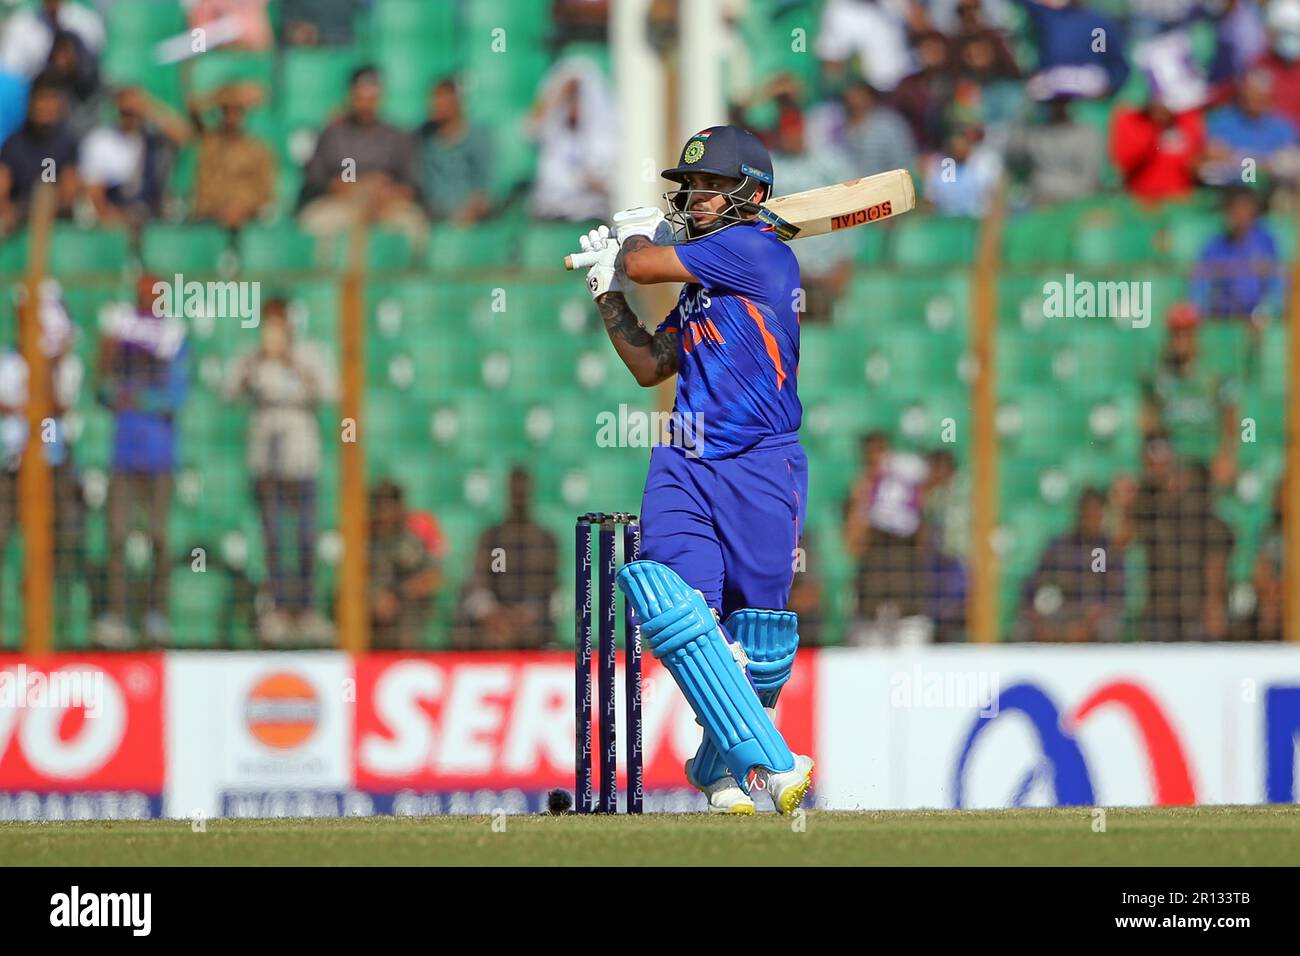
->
<box><xmin>691</xmin><ymin>609</ymin><xmax>800</xmax><ymax>787</ymax></box>
<box><xmin>617</xmin><ymin>561</ymin><xmax>794</xmax><ymax>787</ymax></box>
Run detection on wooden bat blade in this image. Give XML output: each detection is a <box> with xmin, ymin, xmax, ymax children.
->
<box><xmin>757</xmin><ymin>169</ymin><xmax>915</xmax><ymax>240</ymax></box>
<box><xmin>561</xmin><ymin>169</ymin><xmax>915</xmax><ymax>269</ymax></box>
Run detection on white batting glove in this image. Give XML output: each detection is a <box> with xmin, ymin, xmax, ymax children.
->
<box><xmin>613</xmin><ymin>206</ymin><xmax>673</xmax><ymax>245</ymax></box>
<box><xmin>581</xmin><ymin>225</ymin><xmax>624</xmax><ymax>299</ymax></box>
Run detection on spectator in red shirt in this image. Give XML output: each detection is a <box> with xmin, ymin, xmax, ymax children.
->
<box><xmin>1110</xmin><ymin>96</ymin><xmax>1205</xmax><ymax>202</ymax></box>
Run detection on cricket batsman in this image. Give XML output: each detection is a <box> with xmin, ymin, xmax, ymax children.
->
<box><xmin>576</xmin><ymin>125</ymin><xmax>812</xmax><ymax>814</ymax></box>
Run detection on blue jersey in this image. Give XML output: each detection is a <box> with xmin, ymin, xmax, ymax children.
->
<box><xmin>657</xmin><ymin>222</ymin><xmax>802</xmax><ymax>459</ymax></box>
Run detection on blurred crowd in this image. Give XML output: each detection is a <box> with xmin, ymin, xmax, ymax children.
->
<box><xmin>0</xmin><ymin>0</ymin><xmax>623</xmax><ymax>238</ymax></box>
<box><xmin>0</xmin><ymin>266</ymin><xmax>576</xmax><ymax>648</ymax></box>
<box><xmin>4</xmin><ymin>2</ymin><xmax>1291</xmax><ymax>246</ymax></box>
<box><xmin>2</xmin><ymin>0</ymin><xmax>1299</xmax><ymax>648</ymax></box>
<box><xmin>741</xmin><ymin>0</ymin><xmax>1298</xmax><ymax>319</ymax></box>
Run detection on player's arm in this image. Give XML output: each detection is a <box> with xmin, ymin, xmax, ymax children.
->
<box><xmin>595</xmin><ymin>291</ymin><xmax>679</xmax><ymax>387</ymax></box>
<box><xmin>620</xmin><ymin>235</ymin><xmax>698</xmax><ymax>285</ymax></box>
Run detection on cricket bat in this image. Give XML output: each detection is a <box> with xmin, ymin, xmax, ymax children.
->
<box><xmin>563</xmin><ymin>168</ymin><xmax>915</xmax><ymax>270</ymax></box>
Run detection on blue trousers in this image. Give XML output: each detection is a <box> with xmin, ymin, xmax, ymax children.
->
<box><xmin>639</xmin><ymin>435</ymin><xmax>808</xmax><ymax>617</ymax></box>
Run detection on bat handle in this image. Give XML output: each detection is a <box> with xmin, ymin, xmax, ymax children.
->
<box><xmin>564</xmin><ymin>250</ymin><xmax>601</xmax><ymax>271</ymax></box>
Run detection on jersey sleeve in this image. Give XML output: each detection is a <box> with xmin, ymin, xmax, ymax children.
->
<box><xmin>674</xmin><ymin>226</ymin><xmax>770</xmax><ymax>298</ymax></box>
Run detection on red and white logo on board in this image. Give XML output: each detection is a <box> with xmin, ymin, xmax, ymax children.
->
<box><xmin>0</xmin><ymin>655</ymin><xmax>164</xmax><ymax>791</ymax></box>
<box><xmin>351</xmin><ymin>651</ymin><xmax>817</xmax><ymax>792</ymax></box>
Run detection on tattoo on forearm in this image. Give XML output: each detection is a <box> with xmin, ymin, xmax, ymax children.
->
<box><xmin>622</xmin><ymin>235</ymin><xmax>652</xmax><ymax>255</ymax></box>
<box><xmin>615</xmin><ymin>234</ymin><xmax>652</xmax><ymax>274</ymax></box>
<box><xmin>597</xmin><ymin>292</ymin><xmax>651</xmax><ymax>346</ymax></box>
<box><xmin>596</xmin><ymin>292</ymin><xmax>678</xmax><ymax>379</ymax></box>
<box><xmin>651</xmin><ymin>328</ymin><xmax>679</xmax><ymax>378</ymax></box>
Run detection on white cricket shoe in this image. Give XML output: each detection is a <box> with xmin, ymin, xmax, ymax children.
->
<box><xmin>685</xmin><ymin>757</ymin><xmax>756</xmax><ymax>815</ymax></box>
<box><xmin>750</xmin><ymin>754</ymin><xmax>814</xmax><ymax>815</ymax></box>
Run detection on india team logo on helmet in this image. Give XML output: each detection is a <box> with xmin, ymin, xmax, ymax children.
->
<box><xmin>683</xmin><ymin>140</ymin><xmax>706</xmax><ymax>164</ymax></box>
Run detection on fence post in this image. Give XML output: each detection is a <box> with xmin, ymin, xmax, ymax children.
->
<box><xmin>19</xmin><ymin>184</ymin><xmax>56</xmax><ymax>653</ymax></box>
<box><xmin>968</xmin><ymin>183</ymin><xmax>1007</xmax><ymax>643</ymax></box>
<box><xmin>337</xmin><ymin>219</ymin><xmax>369</xmax><ymax>653</ymax></box>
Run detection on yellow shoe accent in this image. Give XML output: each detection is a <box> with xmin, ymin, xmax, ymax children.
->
<box><xmin>776</xmin><ymin>760</ymin><xmax>814</xmax><ymax>815</ymax></box>
<box><xmin>726</xmin><ymin>802</ymin><xmax>756</xmax><ymax>816</ymax></box>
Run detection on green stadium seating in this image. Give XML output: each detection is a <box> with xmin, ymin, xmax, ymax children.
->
<box><xmin>189</xmin><ymin>51</ymin><xmax>276</xmax><ymax>95</ymax></box>
<box><xmin>169</xmin><ymin>567</ymin><xmax>226</xmax><ymax>647</ymax></box>
<box><xmin>866</xmin><ymin>325</ymin><xmax>964</xmax><ymax>399</ymax></box>
<box><xmin>8</xmin><ymin>0</ymin><xmax>1291</xmax><ymax>649</ymax></box>
<box><xmin>1073</xmin><ymin>206</ymin><xmax>1164</xmax><ymax>265</ymax></box>
<box><xmin>1</xmin><ymin>537</ymin><xmax>24</xmax><ymax>649</ymax></box>
<box><xmin>428</xmin><ymin>219</ymin><xmax>522</xmax><ymax>271</ymax></box>
<box><xmin>1265</xmin><ymin>214</ymin><xmax>1297</xmax><ymax>261</ymax></box>
<box><xmin>998</xmin><ymin>384</ymin><xmax>1087</xmax><ymax>459</ymax></box>
<box><xmin>1002</xmin><ymin>208</ymin><xmax>1073</xmax><ymax>266</ymax></box>
<box><xmin>177</xmin><ymin>385</ymin><xmax>227</xmax><ymax>444</ymax></box>
<box><xmin>0</xmin><ymin>233</ymin><xmax>25</xmax><ymax>274</ymax></box>
<box><xmin>520</xmin><ymin>221</ymin><xmax>598</xmax><ymax>270</ymax></box>
<box><xmin>853</xmin><ymin>225</ymin><xmax>888</xmax><ymax>266</ymax></box>
<box><xmin>74</xmin><ymin>405</ymin><xmax>114</xmax><ymax>472</ymax></box>
<box><xmin>61</xmin><ymin>287</ymin><xmax>123</xmax><ymax>340</ymax></box>
<box><xmin>1055</xmin><ymin>322</ymin><xmax>1152</xmax><ymax>398</ymax></box>
<box><xmin>890</xmin><ymin>216</ymin><xmax>979</xmax><ymax>268</ymax></box>
<box><xmin>899</xmin><ymin>271</ymin><xmax>971</xmax><ymax>333</ymax></box>
<box><xmin>801</xmin><ymin>394</ymin><xmax>905</xmax><ymax>453</ymax></box>
<box><xmin>837</xmin><ymin>271</ymin><xmax>904</xmax><ymax>329</ymax></box>
<box><xmin>1197</xmin><ymin>321</ymin><xmax>1253</xmax><ymax>380</ymax></box>
<box><xmin>104</xmin><ymin>0</ymin><xmax>187</xmax><ymax>45</ymax></box>
<box><xmin>371</xmin><ymin>1</ymin><xmax>461</xmax><ymax>125</ymax></box>
<box><xmin>742</xmin><ymin>0</ymin><xmax>821</xmax><ymax>90</ymax></box>
<box><xmin>377</xmin><ymin>450</ymin><xmax>457</xmax><ymax>513</ymax></box>
<box><xmin>142</xmin><ymin>223</ymin><xmax>232</xmax><ymax>275</ymax></box>
<box><xmin>101</xmin><ymin>0</ymin><xmax>186</xmax><ymax>106</ymax></box>
<box><xmin>997</xmin><ymin>325</ymin><xmax>1058</xmax><ymax>388</ymax></box>
<box><xmin>463</xmin><ymin>0</ymin><xmax>552</xmax><ymax>42</ymax></box>
<box><xmin>287</xmin><ymin>283</ymin><xmax>341</xmax><ymax>337</ymax></box>
<box><xmin>1238</xmin><ymin>383</ymin><xmax>1285</xmax><ymax>466</ymax></box>
<box><xmin>467</xmin><ymin>46</ymin><xmax>550</xmax><ymax>114</ymax></box>
<box><xmin>1261</xmin><ymin>324</ymin><xmax>1288</xmax><ymax>397</ymax></box>
<box><xmin>1000</xmin><ymin>453</ymin><xmax>1047</xmax><ymax>508</ymax></box>
<box><xmin>1164</xmin><ymin>207</ymin><xmax>1221</xmax><ymax>265</ymax></box>
<box><xmin>169</xmin><ymin>146</ymin><xmax>198</xmax><ymax>204</ymax></box>
<box><xmin>275</xmin><ymin>164</ymin><xmax>305</xmax><ymax>215</ymax></box>
<box><xmin>329</xmin><ymin>228</ymin><xmax>414</xmax><ymax>271</ymax></box>
<box><xmin>372</xmin><ymin>0</ymin><xmax>458</xmax><ymax>42</ymax></box>
<box><xmin>101</xmin><ymin>53</ymin><xmax>182</xmax><ymax>112</ymax></box>
<box><xmin>482</xmin><ymin>121</ymin><xmax>538</xmax><ymax>201</ymax></box>
<box><xmin>46</xmin><ymin>225</ymin><xmax>131</xmax><ymax>277</ymax></box>
<box><xmin>195</xmin><ymin>455</ymin><xmax>255</xmax><ymax>525</ymax></box>
<box><xmin>511</xmin><ymin>282</ymin><xmax>593</xmax><ymax>335</ymax></box>
<box><xmin>239</xmin><ymin>223</ymin><xmax>321</xmax><ymax>272</ymax></box>
<box><xmin>799</xmin><ymin>324</ymin><xmax>861</xmax><ymax>387</ymax></box>
<box><xmin>280</xmin><ymin>48</ymin><xmax>361</xmax><ymax>131</ymax></box>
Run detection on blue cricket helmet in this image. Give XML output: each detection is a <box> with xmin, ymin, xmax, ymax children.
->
<box><xmin>661</xmin><ymin>125</ymin><xmax>774</xmax><ymax>239</ymax></box>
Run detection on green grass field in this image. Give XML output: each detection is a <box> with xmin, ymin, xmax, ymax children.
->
<box><xmin>1</xmin><ymin>806</ymin><xmax>1297</xmax><ymax>865</ymax></box>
